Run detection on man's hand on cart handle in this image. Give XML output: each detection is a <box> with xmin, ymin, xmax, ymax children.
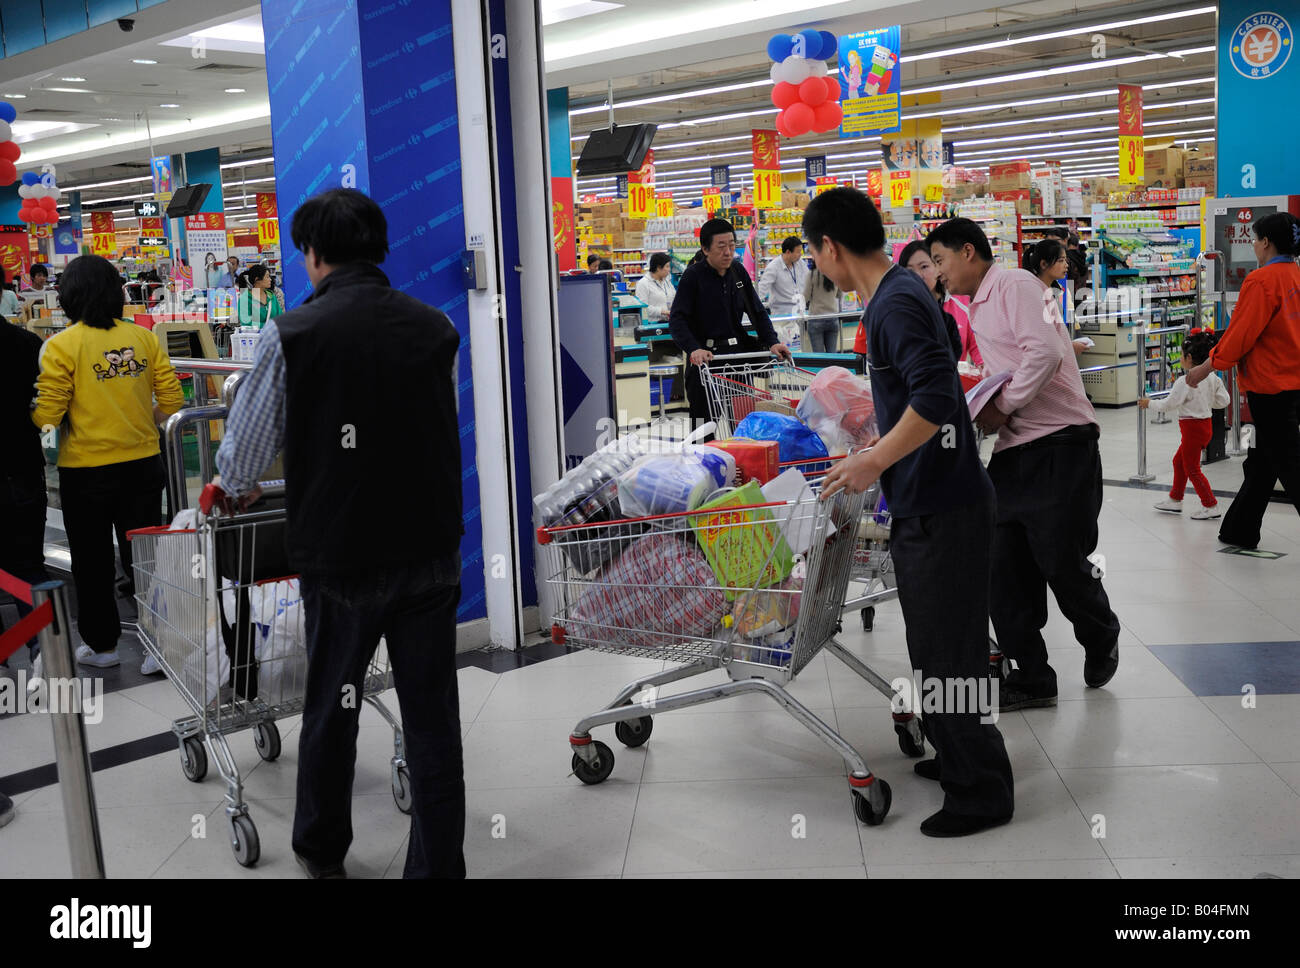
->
<box><xmin>820</xmin><ymin>447</ymin><xmax>882</xmax><ymax>499</ymax></box>
<box><xmin>203</xmin><ymin>476</ymin><xmax>263</xmax><ymax>515</ymax></box>
<box><xmin>770</xmin><ymin>342</ymin><xmax>794</xmax><ymax>362</ymax></box>
<box><xmin>690</xmin><ymin>348</ymin><xmax>714</xmax><ymax>366</ymax></box>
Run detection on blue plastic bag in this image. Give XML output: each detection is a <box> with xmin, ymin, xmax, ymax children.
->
<box><xmin>732</xmin><ymin>412</ymin><xmax>829</xmax><ymax>463</ymax></box>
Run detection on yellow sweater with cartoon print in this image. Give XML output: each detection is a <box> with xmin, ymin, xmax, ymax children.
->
<box><xmin>32</xmin><ymin>319</ymin><xmax>186</xmax><ymax>468</ymax></box>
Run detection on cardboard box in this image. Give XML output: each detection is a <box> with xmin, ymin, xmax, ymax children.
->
<box><xmin>989</xmin><ymin>161</ymin><xmax>1032</xmax><ymax>179</ymax></box>
<box><xmin>583</xmin><ymin>203</ymin><xmax>622</xmax><ymax>218</ymax></box>
<box><xmin>622</xmin><ymin>217</ymin><xmax>645</xmax><ymax>231</ymax></box>
<box><xmin>704</xmin><ymin>439</ymin><xmax>780</xmax><ymax>485</ymax></box>
<box><xmin>1185</xmin><ymin>176</ymin><xmax>1216</xmax><ymax>192</ymax></box>
<box><xmin>794</xmin><ymin>192</ymin><xmax>811</xmax><ymax>208</ymax></box>
<box><xmin>992</xmin><ymin>189</ymin><xmax>1032</xmax><ymax>201</ymax></box>
<box><xmin>622</xmin><ymin>232</ymin><xmax>644</xmax><ymax>247</ymax></box>
<box><xmin>990</xmin><ymin>172</ymin><xmax>1033</xmax><ymax>192</ymax></box>
<box><xmin>1143</xmin><ymin>147</ymin><xmax>1185</xmax><ymax>179</ymax></box>
<box><xmin>1186</xmin><ymin>158</ymin><xmax>1216</xmax><ymax>177</ymax></box>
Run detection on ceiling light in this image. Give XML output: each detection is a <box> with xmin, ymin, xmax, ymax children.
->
<box><xmin>45</xmin><ymin>87</ymin><xmax>93</xmax><ymax>94</ymax></box>
<box><xmin>159</xmin><ymin>103</ymin><xmax>181</xmax><ymax>108</ymax></box>
<box><xmin>132</xmin><ymin>59</ymin><xmax>157</xmax><ymax>65</ymax></box>
<box><xmin>224</xmin><ymin>88</ymin><xmax>246</xmax><ymax>94</ymax></box>
<box><xmin>63</xmin><ymin>175</ymin><xmax>152</xmax><ymax>191</ymax></box>
<box><xmin>2</xmin><ymin>93</ymin><xmax>26</xmax><ymax>99</ymax></box>
<box><xmin>98</xmin><ymin>117</ymin><xmax>122</xmax><ymax>122</ymax></box>
<box><xmin>220</xmin><ymin>155</ymin><xmax>274</xmax><ymax>169</ymax></box>
<box><xmin>60</xmin><ymin>77</ymin><xmax>86</xmax><ymax>83</ymax></box>
<box><xmin>909</xmin><ymin>47</ymin><xmax>1215</xmax><ymax>97</ymax></box>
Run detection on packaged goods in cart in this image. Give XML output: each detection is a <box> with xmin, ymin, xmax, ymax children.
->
<box><xmin>616</xmin><ymin>450</ymin><xmax>736</xmax><ymax>517</ymax></box>
<box><xmin>692</xmin><ymin>481</ymin><xmax>794</xmax><ymax>599</ymax></box>
<box><xmin>729</xmin><ymin>571</ymin><xmax>803</xmax><ymax>637</ymax></box>
<box><xmin>703</xmin><ymin>438</ymin><xmax>780</xmax><ymax>485</ymax></box>
<box><xmin>534</xmin><ymin>450</ymin><xmax>644</xmax><ymax>573</ymax></box>
<box><xmin>570</xmin><ymin>532</ymin><xmax>726</xmax><ymax>648</ymax></box>
<box><xmin>796</xmin><ymin>366</ymin><xmax>877</xmax><ymax>453</ymax></box>
<box><xmin>761</xmin><ymin>468</ymin><xmax>832</xmax><ymax>554</ymax></box>
<box><xmin>732</xmin><ymin>411</ymin><xmax>829</xmax><ymax>462</ymax></box>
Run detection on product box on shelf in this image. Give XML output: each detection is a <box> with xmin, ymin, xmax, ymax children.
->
<box><xmin>1186</xmin><ymin>158</ymin><xmax>1216</xmax><ymax>179</ymax></box>
<box><xmin>1185</xmin><ymin>177</ymin><xmax>1215</xmax><ymax>193</ymax></box>
<box><xmin>989</xmin><ymin>161</ymin><xmax>1031</xmax><ymax>179</ymax></box>
<box><xmin>990</xmin><ymin>171</ymin><xmax>1033</xmax><ymax>192</ymax></box>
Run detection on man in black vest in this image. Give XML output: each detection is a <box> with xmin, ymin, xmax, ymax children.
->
<box><xmin>214</xmin><ymin>188</ymin><xmax>465</xmax><ymax>878</ymax></box>
<box><xmin>669</xmin><ymin>218</ymin><xmax>792</xmax><ymax>427</ymax></box>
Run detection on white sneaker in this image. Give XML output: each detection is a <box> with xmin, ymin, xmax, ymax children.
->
<box><xmin>27</xmin><ymin>653</ymin><xmax>43</xmax><ymax>698</ymax></box>
<box><xmin>77</xmin><ymin>649</ymin><xmax>120</xmax><ymax>669</ymax></box>
<box><xmin>74</xmin><ymin>643</ymin><xmax>95</xmax><ymax>661</ymax></box>
<box><xmin>1153</xmin><ymin>499</ymin><xmax>1183</xmax><ymax>513</ymax></box>
<box><xmin>141</xmin><ymin>652</ymin><xmax>162</xmax><ymax>675</ymax></box>
<box><xmin>1191</xmin><ymin>506</ymin><xmax>1222</xmax><ymax>520</ymax></box>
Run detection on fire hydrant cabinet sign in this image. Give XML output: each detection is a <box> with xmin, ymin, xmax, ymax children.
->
<box><xmin>839</xmin><ymin>26</ymin><xmax>902</xmax><ymax>138</ymax></box>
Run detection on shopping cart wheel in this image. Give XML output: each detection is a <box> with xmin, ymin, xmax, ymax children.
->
<box><xmin>571</xmin><ymin>740</ymin><xmax>615</xmax><ymax>785</ymax></box>
<box><xmin>989</xmin><ymin>638</ymin><xmax>1010</xmax><ymax>682</ymax></box>
<box><xmin>392</xmin><ymin>765</ymin><xmax>413</xmax><ymax>815</ymax></box>
<box><xmin>861</xmin><ymin>606</ymin><xmax>875</xmax><ymax>632</ymax></box>
<box><xmin>253</xmin><ymin>722</ymin><xmax>281</xmax><ymax>761</ymax></box>
<box><xmin>614</xmin><ymin>716</ymin><xmax>653</xmax><ymax>749</ymax></box>
<box><xmin>894</xmin><ymin>719</ymin><xmax>925</xmax><ymax>758</ymax></box>
<box><xmin>852</xmin><ymin>779</ymin><xmax>892</xmax><ymax>827</ymax></box>
<box><xmin>180</xmin><ymin>737</ymin><xmax>207</xmax><ymax>782</ymax></box>
<box><xmin>230</xmin><ymin>814</ymin><xmax>260</xmax><ymax>868</ymax></box>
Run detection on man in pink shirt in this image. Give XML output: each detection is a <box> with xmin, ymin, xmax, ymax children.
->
<box><xmin>927</xmin><ymin>219</ymin><xmax>1121</xmax><ymax>710</ymax></box>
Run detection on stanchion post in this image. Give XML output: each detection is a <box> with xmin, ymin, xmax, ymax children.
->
<box><xmin>32</xmin><ymin>580</ymin><xmax>106</xmax><ymax>879</ymax></box>
<box><xmin>1228</xmin><ymin>367</ymin><xmax>1246</xmax><ymax>456</ymax></box>
<box><xmin>1131</xmin><ymin>326</ymin><xmax>1155</xmax><ymax>484</ymax></box>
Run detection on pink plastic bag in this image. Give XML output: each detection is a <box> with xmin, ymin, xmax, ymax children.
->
<box><xmin>796</xmin><ymin>366</ymin><xmax>877</xmax><ymax>454</ymax></box>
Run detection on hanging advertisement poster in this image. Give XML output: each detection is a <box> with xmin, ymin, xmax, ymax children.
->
<box><xmin>151</xmin><ymin>155</ymin><xmax>173</xmax><ymax>203</ymax></box>
<box><xmin>185</xmin><ymin>212</ymin><xmax>228</xmax><ymax>270</ymax></box>
<box><xmin>839</xmin><ymin>25</ymin><xmax>901</xmax><ymax>138</ymax></box>
<box><xmin>1117</xmin><ymin>83</ymin><xmax>1144</xmax><ymax>185</ymax></box>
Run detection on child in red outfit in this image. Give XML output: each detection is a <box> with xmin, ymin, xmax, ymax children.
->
<box><xmin>1139</xmin><ymin>330</ymin><xmax>1230</xmax><ymax>519</ymax></box>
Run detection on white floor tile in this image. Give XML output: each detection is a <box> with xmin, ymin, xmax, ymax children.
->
<box><xmin>1117</xmin><ymin>600</ymin><xmax>1298</xmax><ymax>646</ymax></box>
<box><xmin>868</xmin><ymin>859</ymin><xmax>1118</xmax><ymax>878</ymax></box>
<box><xmin>1201</xmin><ymin>694</ymin><xmax>1300</xmax><ymax>764</ymax></box>
<box><xmin>474</xmin><ymin>661</ymin><xmax>672</xmax><ymax>723</ymax></box>
<box><xmin>1256</xmin><ymin>598</ymin><xmax>1300</xmax><ymax>635</ymax></box>
<box><xmin>1059</xmin><ymin>763</ymin><xmax>1300</xmax><ymax>858</ymax></box>
<box><xmin>462</xmin><ymin>716</ymin><xmax>640</xmax><ymax>790</ymax></box>
<box><xmin>631</xmin><ymin>866</ymin><xmax>867</xmax><ymax>878</ymax></box>
<box><xmin>1111</xmin><ymin>855</ymin><xmax>1300</xmax><ymax>878</ymax></box>
<box><xmin>1045</xmin><ymin>645</ymin><xmax>1194</xmax><ymax>701</ymax></box>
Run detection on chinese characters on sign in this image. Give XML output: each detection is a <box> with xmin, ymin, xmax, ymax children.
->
<box><xmin>838</xmin><ymin>26</ymin><xmax>902</xmax><ymax>138</ymax></box>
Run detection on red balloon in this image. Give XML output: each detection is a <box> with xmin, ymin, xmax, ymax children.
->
<box><xmin>798</xmin><ymin>76</ymin><xmax>828</xmax><ymax>107</ymax></box>
<box><xmin>813</xmin><ymin>99</ymin><xmax>843</xmax><ymax>132</ymax></box>
<box><xmin>823</xmin><ymin>75</ymin><xmax>840</xmax><ymax>102</ymax></box>
<box><xmin>0</xmin><ymin>140</ymin><xmax>18</xmax><ymax>162</ymax></box>
<box><xmin>0</xmin><ymin>159</ymin><xmax>15</xmax><ymax>185</ymax></box>
<box><xmin>17</xmin><ymin>209</ymin><xmax>30</xmax><ymax>222</ymax></box>
<box><xmin>784</xmin><ymin>102</ymin><xmax>814</xmax><ymax>137</ymax></box>
<box><xmin>771</xmin><ymin>82</ymin><xmax>800</xmax><ymax>110</ymax></box>
<box><xmin>774</xmin><ymin>110</ymin><xmax>791</xmax><ymax>138</ymax></box>
<box><xmin>39</xmin><ymin>195</ymin><xmax>57</xmax><ymax>210</ymax></box>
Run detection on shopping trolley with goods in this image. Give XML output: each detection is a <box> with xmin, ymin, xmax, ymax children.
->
<box><xmin>128</xmin><ymin>481</ymin><xmax>410</xmax><ymax>867</ymax></box>
<box><xmin>538</xmin><ymin>464</ymin><xmax>928</xmax><ymax>825</ymax></box>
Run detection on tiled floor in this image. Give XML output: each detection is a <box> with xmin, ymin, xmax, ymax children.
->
<box><xmin>3</xmin><ymin>459</ymin><xmax>1299</xmax><ymax>877</ymax></box>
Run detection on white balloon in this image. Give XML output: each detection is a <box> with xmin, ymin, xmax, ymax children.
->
<box><xmin>17</xmin><ymin>184</ymin><xmax>33</xmax><ymax>199</ymax></box>
<box><xmin>808</xmin><ymin>60</ymin><xmax>828</xmax><ymax>77</ymax></box>
<box><xmin>770</xmin><ymin>62</ymin><xmax>783</xmax><ymax>84</ymax></box>
<box><xmin>781</xmin><ymin>55</ymin><xmax>813</xmax><ymax>83</ymax></box>
<box><xmin>31</xmin><ymin>185</ymin><xmax>48</xmax><ymax>199</ymax></box>
<box><xmin>49</xmin><ymin>187</ymin><xmax>61</xmax><ymax>200</ymax></box>
<box><xmin>0</xmin><ymin>121</ymin><xmax>10</xmax><ymax>142</ymax></box>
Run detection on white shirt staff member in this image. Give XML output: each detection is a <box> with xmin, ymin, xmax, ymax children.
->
<box><xmin>634</xmin><ymin>252</ymin><xmax>676</xmax><ymax>322</ymax></box>
<box><xmin>758</xmin><ymin>236</ymin><xmax>811</xmax><ymax>318</ymax></box>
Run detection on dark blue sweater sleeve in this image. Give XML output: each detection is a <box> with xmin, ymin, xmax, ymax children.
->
<box><xmin>668</xmin><ymin>266</ymin><xmax>701</xmax><ymax>354</ymax></box>
<box><xmin>876</xmin><ymin>290</ymin><xmax>963</xmax><ymax>427</ymax></box>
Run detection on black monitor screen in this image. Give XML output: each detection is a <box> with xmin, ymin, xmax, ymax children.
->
<box><xmin>165</xmin><ymin>183</ymin><xmax>213</xmax><ymax>219</ymax></box>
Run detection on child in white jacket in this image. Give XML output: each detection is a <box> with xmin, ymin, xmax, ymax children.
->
<box><xmin>1138</xmin><ymin>329</ymin><xmax>1230</xmax><ymax>519</ymax></box>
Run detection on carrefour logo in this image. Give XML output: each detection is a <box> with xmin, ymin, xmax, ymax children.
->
<box><xmin>1230</xmin><ymin>11</ymin><xmax>1292</xmax><ymax>79</ymax></box>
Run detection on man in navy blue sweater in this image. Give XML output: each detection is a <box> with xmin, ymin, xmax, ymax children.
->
<box><xmin>810</xmin><ymin>188</ymin><xmax>1013</xmax><ymax>837</ymax></box>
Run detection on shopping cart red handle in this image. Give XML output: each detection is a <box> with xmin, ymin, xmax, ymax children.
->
<box><xmin>199</xmin><ymin>482</ymin><xmax>232</xmax><ymax>516</ymax></box>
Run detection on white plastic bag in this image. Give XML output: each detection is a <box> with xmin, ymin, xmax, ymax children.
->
<box><xmin>616</xmin><ymin>449</ymin><xmax>737</xmax><ymax>518</ymax></box>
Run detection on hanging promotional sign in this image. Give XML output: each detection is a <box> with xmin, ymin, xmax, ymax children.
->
<box><xmin>53</xmin><ymin>223</ymin><xmax>79</xmax><ymax>255</ymax></box>
<box><xmin>805</xmin><ymin>155</ymin><xmax>827</xmax><ymax>185</ymax></box>
<box><xmin>1118</xmin><ymin>83</ymin><xmax>1145</xmax><ymax>185</ymax></box>
<box><xmin>753</xmin><ymin>169</ymin><xmax>782</xmax><ymax>209</ymax></box>
<box><xmin>552</xmin><ymin>182</ymin><xmax>576</xmax><ymax>272</ymax></box>
<box><xmin>839</xmin><ymin>25</ymin><xmax>902</xmax><ymax>138</ymax></box>
<box><xmin>185</xmin><ymin>212</ymin><xmax>228</xmax><ymax>268</ymax></box>
<box><xmin>866</xmin><ymin>169</ymin><xmax>883</xmax><ymax>197</ymax></box>
<box><xmin>814</xmin><ymin>176</ymin><xmax>838</xmax><ymax>196</ymax></box>
<box><xmin>151</xmin><ymin>155</ymin><xmax>173</xmax><ymax>203</ymax></box>
<box><xmin>654</xmin><ymin>191</ymin><xmax>674</xmax><ymax>218</ymax></box>
<box><xmin>258</xmin><ymin>218</ymin><xmax>280</xmax><ymax>248</ymax></box>
<box><xmin>89</xmin><ymin>212</ymin><xmax>115</xmax><ymax>235</ymax></box>
<box><xmin>255</xmin><ymin>192</ymin><xmax>278</xmax><ymax>220</ymax></box>
<box><xmin>710</xmin><ymin>165</ymin><xmax>730</xmax><ymax>188</ymax></box>
<box><xmin>615</xmin><ymin>174</ymin><xmax>628</xmax><ymax>198</ymax></box>
<box><xmin>887</xmin><ymin>170</ymin><xmax>912</xmax><ymax>208</ymax></box>
<box><xmin>628</xmin><ymin>148</ymin><xmax>654</xmax><ymax>189</ymax></box>
<box><xmin>702</xmin><ymin>187</ymin><xmax>723</xmax><ymax>215</ymax></box>
<box><xmin>627</xmin><ymin>180</ymin><xmax>654</xmax><ymax>219</ymax></box>
<box><xmin>751</xmin><ymin>129</ymin><xmax>780</xmax><ymax>169</ymax></box>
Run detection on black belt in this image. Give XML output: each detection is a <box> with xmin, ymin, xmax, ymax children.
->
<box><xmin>1008</xmin><ymin>424</ymin><xmax>1098</xmax><ymax>452</ymax></box>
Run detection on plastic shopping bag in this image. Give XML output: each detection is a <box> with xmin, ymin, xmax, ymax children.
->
<box><xmin>729</xmin><ymin>574</ymin><xmax>802</xmax><ymax>637</ymax></box>
<box><xmin>796</xmin><ymin>366</ymin><xmax>877</xmax><ymax>454</ymax></box>
<box><xmin>616</xmin><ymin>449</ymin><xmax>736</xmax><ymax>518</ymax></box>
<box><xmin>691</xmin><ymin>480</ymin><xmax>794</xmax><ymax>599</ymax></box>
<box><xmin>732</xmin><ymin>411</ymin><xmax>829</xmax><ymax>462</ymax></box>
<box><xmin>570</xmin><ymin>532</ymin><xmax>726</xmax><ymax>648</ymax></box>
<box><xmin>249</xmin><ymin>579</ymin><xmax>309</xmax><ymax>706</ymax></box>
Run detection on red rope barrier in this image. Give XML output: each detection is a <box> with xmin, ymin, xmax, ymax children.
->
<box><xmin>0</xmin><ymin>599</ymin><xmax>53</xmax><ymax>664</ymax></box>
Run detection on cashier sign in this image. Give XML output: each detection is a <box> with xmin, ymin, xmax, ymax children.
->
<box><xmin>1230</xmin><ymin>11</ymin><xmax>1292</xmax><ymax>78</ymax></box>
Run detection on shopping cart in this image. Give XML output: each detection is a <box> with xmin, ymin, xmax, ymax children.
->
<box><xmin>698</xmin><ymin>352</ymin><xmax>820</xmax><ymax>439</ymax></box>
<box><xmin>539</xmin><ymin>466</ymin><xmax>926</xmax><ymax>825</ymax></box>
<box><xmin>128</xmin><ymin>481</ymin><xmax>409</xmax><ymax>867</ymax></box>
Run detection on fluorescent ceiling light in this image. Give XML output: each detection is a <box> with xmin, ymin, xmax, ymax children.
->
<box><xmin>909</xmin><ymin>47</ymin><xmax>1215</xmax><ymax>96</ymax></box>
<box><xmin>542</xmin><ymin>1</ymin><xmax>624</xmax><ymax>27</ymax></box>
<box><xmin>571</xmin><ymin>79</ymin><xmax>769</xmax><ymax>117</ymax></box>
<box><xmin>45</xmin><ymin>87</ymin><xmax>93</xmax><ymax>94</ymax></box>
<box><xmin>11</xmin><ymin>120</ymin><xmax>98</xmax><ymax>143</ymax></box>
<box><xmin>224</xmin><ymin>88</ymin><xmax>246</xmax><ymax>94</ymax></box>
<box><xmin>223</xmin><ymin>176</ymin><xmax>277</xmax><ymax>187</ymax></box>
<box><xmin>64</xmin><ymin>175</ymin><xmax>151</xmax><ymax>191</ymax></box>
<box><xmin>132</xmin><ymin>59</ymin><xmax>157</xmax><ymax>65</ymax></box>
<box><xmin>159</xmin><ymin>15</ymin><xmax>265</xmax><ymax>55</ymax></box>
<box><xmin>2</xmin><ymin>93</ymin><xmax>25</xmax><ymax>99</ymax></box>
<box><xmin>220</xmin><ymin>155</ymin><xmax>274</xmax><ymax>169</ymax></box>
<box><xmin>60</xmin><ymin>77</ymin><xmax>86</xmax><ymax>83</ymax></box>
<box><xmin>159</xmin><ymin>103</ymin><xmax>181</xmax><ymax>108</ymax></box>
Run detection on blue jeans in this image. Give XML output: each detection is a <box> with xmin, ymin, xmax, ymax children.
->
<box><xmin>806</xmin><ymin>316</ymin><xmax>840</xmax><ymax>353</ymax></box>
<box><xmin>293</xmin><ymin>557</ymin><xmax>464</xmax><ymax>878</ymax></box>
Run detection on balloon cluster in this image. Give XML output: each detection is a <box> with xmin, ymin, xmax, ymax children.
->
<box><xmin>18</xmin><ymin>165</ymin><xmax>61</xmax><ymax>224</ymax></box>
<box><xmin>767</xmin><ymin>29</ymin><xmax>843</xmax><ymax>138</ymax></box>
<box><xmin>0</xmin><ymin>101</ymin><xmax>20</xmax><ymax>185</ymax></box>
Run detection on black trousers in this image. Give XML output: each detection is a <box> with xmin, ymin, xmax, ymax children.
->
<box><xmin>986</xmin><ymin>431</ymin><xmax>1120</xmax><ymax>690</ymax></box>
<box><xmin>890</xmin><ymin>491</ymin><xmax>1015</xmax><ymax>818</ymax></box>
<box><xmin>0</xmin><ymin>470</ymin><xmax>48</xmax><ymax>655</ymax></box>
<box><xmin>1220</xmin><ymin>389</ymin><xmax>1300</xmax><ymax>548</ymax></box>
<box><xmin>58</xmin><ymin>455</ymin><xmax>165</xmax><ymax>653</ymax></box>
<box><xmin>294</xmin><ymin>560</ymin><xmax>465</xmax><ymax>878</ymax></box>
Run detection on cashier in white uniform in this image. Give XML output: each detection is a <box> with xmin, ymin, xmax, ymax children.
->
<box><xmin>634</xmin><ymin>252</ymin><xmax>676</xmax><ymax>322</ymax></box>
<box><xmin>758</xmin><ymin>236</ymin><xmax>810</xmax><ymax>318</ymax></box>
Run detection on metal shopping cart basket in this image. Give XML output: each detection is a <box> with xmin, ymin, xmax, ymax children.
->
<box><xmin>538</xmin><ymin>464</ymin><xmax>928</xmax><ymax>826</ymax></box>
<box><xmin>698</xmin><ymin>352</ymin><xmax>819</xmax><ymax>439</ymax></box>
<box><xmin>127</xmin><ymin>482</ymin><xmax>410</xmax><ymax>867</ymax></box>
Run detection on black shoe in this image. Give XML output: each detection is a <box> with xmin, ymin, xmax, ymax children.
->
<box><xmin>920</xmin><ymin>808</ymin><xmax>1012</xmax><ymax>838</ymax></box>
<box><xmin>0</xmin><ymin>792</ymin><xmax>14</xmax><ymax>829</ymax></box>
<box><xmin>914</xmin><ymin>758</ymin><xmax>941</xmax><ymax>782</ymax></box>
<box><xmin>1084</xmin><ymin>643</ymin><xmax>1119</xmax><ymax>688</ymax></box>
<box><xmin>1218</xmin><ymin>532</ymin><xmax>1258</xmax><ymax>550</ymax></box>
<box><xmin>998</xmin><ymin>681</ymin><xmax>1057</xmax><ymax>712</ymax></box>
<box><xmin>295</xmin><ymin>852</ymin><xmax>347</xmax><ymax>879</ymax></box>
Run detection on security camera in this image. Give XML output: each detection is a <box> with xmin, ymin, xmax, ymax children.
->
<box><xmin>117</xmin><ymin>18</ymin><xmax>134</xmax><ymax>32</ymax></box>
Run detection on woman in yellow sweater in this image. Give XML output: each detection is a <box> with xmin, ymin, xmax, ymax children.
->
<box><xmin>31</xmin><ymin>255</ymin><xmax>185</xmax><ymax>669</ymax></box>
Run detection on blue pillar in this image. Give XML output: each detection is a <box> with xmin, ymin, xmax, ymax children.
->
<box><xmin>180</xmin><ymin>148</ymin><xmax>225</xmax><ymax>214</ymax></box>
<box><xmin>1217</xmin><ymin>4</ymin><xmax>1298</xmax><ymax>195</ymax></box>
<box><xmin>0</xmin><ymin>184</ymin><xmax>19</xmax><ymax>223</ymax></box>
<box><xmin>260</xmin><ymin>0</ymin><xmax>486</xmax><ymax>625</ymax></box>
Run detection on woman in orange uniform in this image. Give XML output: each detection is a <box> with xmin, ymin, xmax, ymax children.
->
<box><xmin>1186</xmin><ymin>212</ymin><xmax>1300</xmax><ymax>549</ymax></box>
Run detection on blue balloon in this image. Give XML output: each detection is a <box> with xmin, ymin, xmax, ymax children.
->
<box><xmin>0</xmin><ymin>102</ymin><xmax>15</xmax><ymax>124</ymax></box>
<box><xmin>766</xmin><ymin>34</ymin><xmax>794</xmax><ymax>63</ymax></box>
<box><xmin>21</xmin><ymin>171</ymin><xmax>39</xmax><ymax>186</ymax></box>
<box><xmin>797</xmin><ymin>29</ymin><xmax>821</xmax><ymax>59</ymax></box>
<box><xmin>818</xmin><ymin>30</ymin><xmax>837</xmax><ymax>60</ymax></box>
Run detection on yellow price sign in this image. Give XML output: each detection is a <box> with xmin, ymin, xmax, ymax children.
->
<box><xmin>91</xmin><ymin>233</ymin><xmax>117</xmax><ymax>256</ymax></box>
<box><xmin>627</xmin><ymin>182</ymin><xmax>654</xmax><ymax>219</ymax></box>
<box><xmin>753</xmin><ymin>169</ymin><xmax>782</xmax><ymax>210</ymax></box>
<box><xmin>258</xmin><ymin>218</ymin><xmax>280</xmax><ymax>247</ymax></box>
<box><xmin>1118</xmin><ymin>135</ymin><xmax>1144</xmax><ymax>185</ymax></box>
<box><xmin>702</xmin><ymin>188</ymin><xmax>722</xmax><ymax>215</ymax></box>
<box><xmin>923</xmin><ymin>183</ymin><xmax>944</xmax><ymax>203</ymax></box>
<box><xmin>655</xmin><ymin>193</ymin><xmax>674</xmax><ymax>218</ymax></box>
<box><xmin>814</xmin><ymin>177</ymin><xmax>837</xmax><ymax>196</ymax></box>
<box><xmin>887</xmin><ymin>171</ymin><xmax>912</xmax><ymax>208</ymax></box>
